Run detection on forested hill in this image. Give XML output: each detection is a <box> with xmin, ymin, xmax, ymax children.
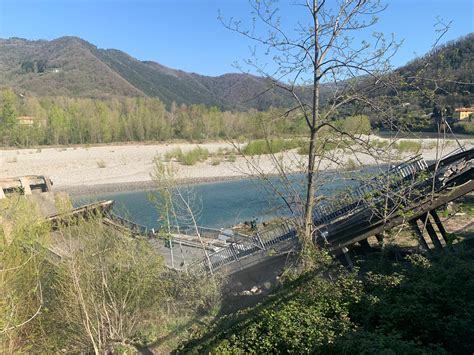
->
<box><xmin>0</xmin><ymin>34</ymin><xmax>472</xmax><ymax>111</ymax></box>
<box><xmin>396</xmin><ymin>33</ymin><xmax>474</xmax><ymax>107</ymax></box>
<box><xmin>0</xmin><ymin>36</ymin><xmax>299</xmax><ymax>110</ymax></box>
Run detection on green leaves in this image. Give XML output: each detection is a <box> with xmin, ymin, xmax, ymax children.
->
<box><xmin>180</xmin><ymin>248</ymin><xmax>474</xmax><ymax>353</ymax></box>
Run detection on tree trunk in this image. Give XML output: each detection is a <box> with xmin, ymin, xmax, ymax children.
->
<box><xmin>303</xmin><ymin>0</ymin><xmax>320</xmax><ymax>246</ymax></box>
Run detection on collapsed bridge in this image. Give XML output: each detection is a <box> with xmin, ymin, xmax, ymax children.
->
<box><xmin>7</xmin><ymin>148</ymin><xmax>471</xmax><ymax>275</ymax></box>
<box><xmin>183</xmin><ymin>148</ymin><xmax>473</xmax><ymax>275</ymax></box>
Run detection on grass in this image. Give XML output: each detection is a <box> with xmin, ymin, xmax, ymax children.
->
<box><xmin>453</xmin><ymin>121</ymin><xmax>474</xmax><ymax>134</ymax></box>
<box><xmin>244</xmin><ymin>138</ymin><xmax>304</xmax><ymax>156</ymax></box>
<box><xmin>394</xmin><ymin>140</ymin><xmax>422</xmax><ymax>154</ymax></box>
<box><xmin>210</xmin><ymin>157</ymin><xmax>222</xmax><ymax>166</ymax></box>
<box><xmin>163</xmin><ymin>146</ymin><xmax>210</xmax><ymax>166</ymax></box>
<box><xmin>368</xmin><ymin>139</ymin><xmax>422</xmax><ymax>154</ymax></box>
<box><xmin>96</xmin><ymin>159</ymin><xmax>107</xmax><ymax>168</ymax></box>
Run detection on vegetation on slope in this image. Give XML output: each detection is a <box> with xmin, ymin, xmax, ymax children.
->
<box><xmin>0</xmin><ymin>36</ymin><xmax>300</xmax><ymax>110</ymax></box>
<box><xmin>0</xmin><ymin>197</ymin><xmax>223</xmax><ymax>353</ymax></box>
<box><xmin>178</xmin><ymin>247</ymin><xmax>474</xmax><ymax>354</ymax></box>
<box><xmin>0</xmin><ymin>34</ymin><xmax>471</xmax><ymax>115</ymax></box>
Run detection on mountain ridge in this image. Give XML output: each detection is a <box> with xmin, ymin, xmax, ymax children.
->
<box><xmin>0</xmin><ymin>36</ymin><xmax>299</xmax><ymax>110</ymax></box>
<box><xmin>0</xmin><ymin>34</ymin><xmax>472</xmax><ymax>111</ymax></box>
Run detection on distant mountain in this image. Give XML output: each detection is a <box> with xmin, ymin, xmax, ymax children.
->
<box><xmin>0</xmin><ymin>36</ymin><xmax>304</xmax><ymax>110</ymax></box>
<box><xmin>0</xmin><ymin>34</ymin><xmax>471</xmax><ymax>111</ymax></box>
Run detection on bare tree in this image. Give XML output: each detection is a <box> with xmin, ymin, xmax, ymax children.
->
<box><xmin>220</xmin><ymin>0</ymin><xmax>401</xmax><ymax>245</ymax></box>
<box><xmin>150</xmin><ymin>159</ymin><xmax>214</xmax><ymax>274</ymax></box>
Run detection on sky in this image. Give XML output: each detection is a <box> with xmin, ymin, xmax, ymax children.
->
<box><xmin>0</xmin><ymin>0</ymin><xmax>473</xmax><ymax>77</ymax></box>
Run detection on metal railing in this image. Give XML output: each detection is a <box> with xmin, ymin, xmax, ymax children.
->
<box><xmin>107</xmin><ymin>212</ymin><xmax>153</xmax><ymax>236</ymax></box>
<box><xmin>187</xmin><ymin>220</ymin><xmax>298</xmax><ymax>274</ymax></box>
<box><xmin>313</xmin><ymin>156</ymin><xmax>428</xmax><ymax>226</ymax></box>
<box><xmin>187</xmin><ymin>155</ymin><xmax>432</xmax><ymax>275</ymax></box>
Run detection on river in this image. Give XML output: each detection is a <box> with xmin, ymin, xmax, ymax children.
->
<box><xmin>74</xmin><ymin>172</ymin><xmax>359</xmax><ymax>229</ymax></box>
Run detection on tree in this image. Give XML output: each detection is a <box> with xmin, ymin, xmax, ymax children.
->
<box><xmin>0</xmin><ymin>89</ymin><xmax>19</xmax><ymax>145</ymax></box>
<box><xmin>221</xmin><ymin>0</ymin><xmax>400</xmax><ymax>245</ymax></box>
<box><xmin>0</xmin><ymin>197</ymin><xmax>49</xmax><ymax>353</ymax></box>
<box><xmin>50</xmin><ymin>214</ymin><xmax>166</xmax><ymax>353</ymax></box>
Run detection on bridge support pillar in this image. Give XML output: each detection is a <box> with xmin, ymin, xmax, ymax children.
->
<box><xmin>430</xmin><ymin>210</ymin><xmax>448</xmax><ymax>243</ymax></box>
<box><xmin>409</xmin><ymin>220</ymin><xmax>429</xmax><ymax>251</ymax></box>
<box><xmin>422</xmin><ymin>214</ymin><xmax>443</xmax><ymax>249</ymax></box>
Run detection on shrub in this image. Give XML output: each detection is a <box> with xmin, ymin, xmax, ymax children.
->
<box><xmin>180</xmin><ymin>147</ymin><xmax>209</xmax><ymax>166</ymax></box>
<box><xmin>345</xmin><ymin>158</ymin><xmax>359</xmax><ymax>170</ymax></box>
<box><xmin>47</xmin><ymin>215</ymin><xmax>167</xmax><ymax>353</ymax></box>
<box><xmin>394</xmin><ymin>140</ymin><xmax>422</xmax><ymax>154</ymax></box>
<box><xmin>453</xmin><ymin>121</ymin><xmax>474</xmax><ymax>134</ymax></box>
<box><xmin>336</xmin><ymin>115</ymin><xmax>372</xmax><ymax>135</ymax></box>
<box><xmin>244</xmin><ymin>138</ymin><xmax>303</xmax><ymax>155</ymax></box>
<box><xmin>164</xmin><ymin>147</ymin><xmax>183</xmax><ymax>162</ymax></box>
<box><xmin>0</xmin><ymin>197</ymin><xmax>50</xmax><ymax>353</ymax></box>
<box><xmin>179</xmin><ymin>249</ymin><xmax>474</xmax><ymax>354</ymax></box>
<box><xmin>210</xmin><ymin>157</ymin><xmax>222</xmax><ymax>166</ymax></box>
<box><xmin>163</xmin><ymin>146</ymin><xmax>209</xmax><ymax>165</ymax></box>
<box><xmin>297</xmin><ymin>138</ymin><xmax>347</xmax><ymax>155</ymax></box>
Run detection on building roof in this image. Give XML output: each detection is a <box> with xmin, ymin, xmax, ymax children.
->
<box><xmin>454</xmin><ymin>107</ymin><xmax>474</xmax><ymax>112</ymax></box>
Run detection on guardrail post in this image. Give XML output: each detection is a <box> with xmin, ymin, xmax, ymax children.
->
<box><xmin>255</xmin><ymin>232</ymin><xmax>266</xmax><ymax>250</ymax></box>
<box><xmin>229</xmin><ymin>243</ymin><xmax>239</xmax><ymax>262</ymax></box>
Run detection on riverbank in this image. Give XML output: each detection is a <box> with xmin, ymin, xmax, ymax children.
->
<box><xmin>1</xmin><ymin>137</ymin><xmax>472</xmax><ymax>195</ymax></box>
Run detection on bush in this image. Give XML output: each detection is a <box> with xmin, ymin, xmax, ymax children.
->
<box><xmin>297</xmin><ymin>138</ymin><xmax>348</xmax><ymax>155</ymax></box>
<box><xmin>179</xmin><ymin>249</ymin><xmax>474</xmax><ymax>354</ymax></box>
<box><xmin>0</xmin><ymin>197</ymin><xmax>50</xmax><ymax>353</ymax></box>
<box><xmin>453</xmin><ymin>121</ymin><xmax>474</xmax><ymax>134</ymax></box>
<box><xmin>180</xmin><ymin>147</ymin><xmax>209</xmax><ymax>165</ymax></box>
<box><xmin>46</xmin><ymin>215</ymin><xmax>167</xmax><ymax>353</ymax></box>
<box><xmin>164</xmin><ymin>147</ymin><xmax>183</xmax><ymax>162</ymax></box>
<box><xmin>244</xmin><ymin>138</ymin><xmax>303</xmax><ymax>155</ymax></box>
<box><xmin>210</xmin><ymin>157</ymin><xmax>222</xmax><ymax>166</ymax></box>
<box><xmin>336</xmin><ymin>115</ymin><xmax>372</xmax><ymax>135</ymax></box>
<box><xmin>163</xmin><ymin>147</ymin><xmax>209</xmax><ymax>165</ymax></box>
<box><xmin>394</xmin><ymin>140</ymin><xmax>422</xmax><ymax>154</ymax></box>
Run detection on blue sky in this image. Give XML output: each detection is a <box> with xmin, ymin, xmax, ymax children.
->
<box><xmin>0</xmin><ymin>0</ymin><xmax>472</xmax><ymax>76</ymax></box>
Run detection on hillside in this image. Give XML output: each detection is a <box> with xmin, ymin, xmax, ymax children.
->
<box><xmin>0</xmin><ymin>34</ymin><xmax>471</xmax><ymax>112</ymax></box>
<box><xmin>397</xmin><ymin>32</ymin><xmax>474</xmax><ymax>105</ymax></box>
<box><xmin>0</xmin><ymin>36</ymin><xmax>300</xmax><ymax>110</ymax></box>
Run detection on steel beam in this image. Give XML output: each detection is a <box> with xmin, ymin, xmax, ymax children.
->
<box><xmin>422</xmin><ymin>214</ymin><xmax>443</xmax><ymax>249</ymax></box>
<box><xmin>430</xmin><ymin>209</ymin><xmax>448</xmax><ymax>243</ymax></box>
<box><xmin>409</xmin><ymin>220</ymin><xmax>429</xmax><ymax>251</ymax></box>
